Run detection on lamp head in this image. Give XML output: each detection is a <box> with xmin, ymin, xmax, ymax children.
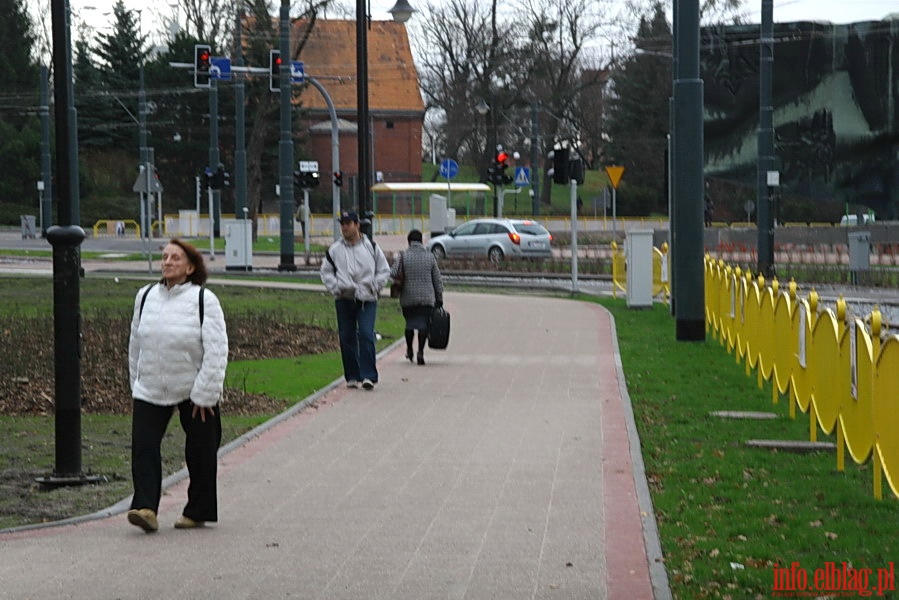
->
<box><xmin>388</xmin><ymin>0</ymin><xmax>415</xmax><ymax>23</ymax></box>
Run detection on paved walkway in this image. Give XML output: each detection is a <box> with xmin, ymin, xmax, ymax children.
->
<box><xmin>0</xmin><ymin>290</ymin><xmax>669</xmax><ymax>599</ymax></box>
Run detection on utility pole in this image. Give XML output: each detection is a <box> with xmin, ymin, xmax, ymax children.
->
<box><xmin>671</xmin><ymin>0</ymin><xmax>705</xmax><ymax>341</ymax></box>
<box><xmin>278</xmin><ymin>0</ymin><xmax>296</xmax><ymax>270</ymax></box>
<box><xmin>757</xmin><ymin>0</ymin><xmax>776</xmax><ymax>278</ymax></box>
<box><xmin>530</xmin><ymin>102</ymin><xmax>540</xmax><ymax>216</ymax></box>
<box><xmin>234</xmin><ymin>7</ymin><xmax>248</xmax><ymax>225</ymax></box>
<box><xmin>209</xmin><ymin>79</ymin><xmax>221</xmax><ymax>239</ymax></box>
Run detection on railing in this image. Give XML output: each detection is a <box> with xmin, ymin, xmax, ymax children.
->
<box><xmin>705</xmin><ymin>257</ymin><xmax>899</xmax><ymax>500</ymax></box>
<box><xmin>610</xmin><ymin>241</ymin><xmax>671</xmax><ymax>301</ymax></box>
<box><xmin>91</xmin><ymin>213</ymin><xmax>671</xmax><ymax>241</ymax></box>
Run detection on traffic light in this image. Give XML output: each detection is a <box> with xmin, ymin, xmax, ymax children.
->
<box><xmin>294</xmin><ymin>170</ymin><xmax>320</xmax><ymax>189</ymax></box>
<box><xmin>489</xmin><ymin>147</ymin><xmax>512</xmax><ymax>186</ymax></box>
<box><xmin>333</xmin><ymin>171</ymin><xmax>343</xmax><ymax>187</ymax></box>
<box><xmin>551</xmin><ymin>146</ymin><xmax>569</xmax><ymax>184</ymax></box>
<box><xmin>269</xmin><ymin>49</ymin><xmax>281</xmax><ymax>92</ymax></box>
<box><xmin>194</xmin><ymin>44</ymin><xmax>212</xmax><ymax>88</ymax></box>
<box><xmin>201</xmin><ymin>167</ymin><xmax>212</xmax><ymax>190</ymax></box>
<box><xmin>495</xmin><ymin>149</ymin><xmax>512</xmax><ymax>185</ymax></box>
<box><xmin>216</xmin><ymin>164</ymin><xmax>230</xmax><ymax>189</ymax></box>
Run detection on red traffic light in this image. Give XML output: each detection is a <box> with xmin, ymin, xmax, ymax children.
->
<box><xmin>269</xmin><ymin>49</ymin><xmax>282</xmax><ymax>92</ymax></box>
<box><xmin>194</xmin><ymin>44</ymin><xmax>212</xmax><ymax>88</ymax></box>
<box><xmin>496</xmin><ymin>151</ymin><xmax>509</xmax><ymax>166</ymax></box>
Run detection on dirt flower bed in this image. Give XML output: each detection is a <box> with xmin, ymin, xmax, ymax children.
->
<box><xmin>0</xmin><ymin>313</ymin><xmax>338</xmax><ymax>417</ymax></box>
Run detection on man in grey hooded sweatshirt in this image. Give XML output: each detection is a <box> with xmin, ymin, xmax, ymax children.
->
<box><xmin>320</xmin><ymin>210</ymin><xmax>391</xmax><ymax>390</ymax></box>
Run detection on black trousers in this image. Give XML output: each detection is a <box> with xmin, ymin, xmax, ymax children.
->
<box><xmin>130</xmin><ymin>399</ymin><xmax>222</xmax><ymax>522</ymax></box>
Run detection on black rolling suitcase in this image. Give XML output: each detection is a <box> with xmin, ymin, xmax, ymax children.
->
<box><xmin>428</xmin><ymin>306</ymin><xmax>451</xmax><ymax>350</ymax></box>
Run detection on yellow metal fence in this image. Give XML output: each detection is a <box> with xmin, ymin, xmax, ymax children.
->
<box><xmin>610</xmin><ymin>241</ymin><xmax>671</xmax><ymax>301</ymax></box>
<box><xmin>705</xmin><ymin>257</ymin><xmax>899</xmax><ymax>500</ymax></box>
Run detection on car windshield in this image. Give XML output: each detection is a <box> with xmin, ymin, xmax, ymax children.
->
<box><xmin>513</xmin><ymin>222</ymin><xmax>549</xmax><ymax>236</ymax></box>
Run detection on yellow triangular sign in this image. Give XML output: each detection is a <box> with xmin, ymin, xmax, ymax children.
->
<box><xmin>605</xmin><ymin>165</ymin><xmax>625</xmax><ymax>189</ymax></box>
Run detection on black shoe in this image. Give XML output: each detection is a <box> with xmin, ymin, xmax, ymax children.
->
<box><xmin>405</xmin><ymin>349</ymin><xmax>413</xmax><ymax>362</ymax></box>
<box><xmin>417</xmin><ymin>354</ymin><xmax>425</xmax><ymax>365</ymax></box>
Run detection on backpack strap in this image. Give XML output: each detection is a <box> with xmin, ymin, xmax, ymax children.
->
<box><xmin>139</xmin><ymin>283</ymin><xmax>205</xmax><ymax>325</ymax></box>
<box><xmin>138</xmin><ymin>284</ymin><xmax>153</xmax><ymax>320</ymax></box>
<box><xmin>325</xmin><ymin>249</ymin><xmax>337</xmax><ymax>274</ymax></box>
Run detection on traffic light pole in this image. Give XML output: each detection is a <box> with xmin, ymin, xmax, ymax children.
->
<box><xmin>570</xmin><ymin>179</ymin><xmax>579</xmax><ymax>294</ymax></box>
<box><xmin>303</xmin><ymin>188</ymin><xmax>311</xmax><ymax>263</ymax></box>
<box><xmin>208</xmin><ymin>187</ymin><xmax>215</xmax><ymax>260</ymax></box>
<box><xmin>234</xmin><ymin>7</ymin><xmax>248</xmax><ymax>228</ymax></box>
<box><xmin>208</xmin><ymin>79</ymin><xmax>221</xmax><ymax>240</ymax></box>
<box><xmin>278</xmin><ymin>0</ymin><xmax>297</xmax><ymax>270</ymax></box>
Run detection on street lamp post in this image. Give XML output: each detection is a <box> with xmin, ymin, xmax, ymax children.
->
<box><xmin>356</xmin><ymin>0</ymin><xmax>415</xmax><ymax>239</ymax></box>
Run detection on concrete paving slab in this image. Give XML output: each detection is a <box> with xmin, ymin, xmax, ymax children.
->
<box><xmin>0</xmin><ymin>291</ymin><xmax>667</xmax><ymax>599</ymax></box>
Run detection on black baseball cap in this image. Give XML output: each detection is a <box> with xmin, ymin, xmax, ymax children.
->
<box><xmin>338</xmin><ymin>210</ymin><xmax>359</xmax><ymax>223</ymax></box>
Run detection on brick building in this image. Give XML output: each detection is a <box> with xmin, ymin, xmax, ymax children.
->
<box><xmin>295</xmin><ymin>19</ymin><xmax>424</xmax><ymax>192</ymax></box>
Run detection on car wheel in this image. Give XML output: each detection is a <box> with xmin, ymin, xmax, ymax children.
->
<box><xmin>488</xmin><ymin>246</ymin><xmax>504</xmax><ymax>263</ymax></box>
<box><xmin>432</xmin><ymin>245</ymin><xmax>446</xmax><ymax>260</ymax></box>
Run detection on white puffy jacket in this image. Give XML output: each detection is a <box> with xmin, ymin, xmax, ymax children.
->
<box><xmin>128</xmin><ymin>282</ymin><xmax>229</xmax><ymax>408</ymax></box>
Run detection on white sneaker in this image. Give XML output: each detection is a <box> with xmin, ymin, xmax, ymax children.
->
<box><xmin>362</xmin><ymin>379</ymin><xmax>374</xmax><ymax>390</ymax></box>
<box><xmin>346</xmin><ymin>380</ymin><xmax>360</xmax><ymax>389</ymax></box>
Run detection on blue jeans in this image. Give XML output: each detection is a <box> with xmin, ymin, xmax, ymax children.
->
<box><xmin>335</xmin><ymin>299</ymin><xmax>379</xmax><ymax>383</ymax></box>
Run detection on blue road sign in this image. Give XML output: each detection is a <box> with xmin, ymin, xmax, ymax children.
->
<box><xmin>514</xmin><ymin>166</ymin><xmax>530</xmax><ymax>186</ymax></box>
<box><xmin>291</xmin><ymin>61</ymin><xmax>305</xmax><ymax>83</ymax></box>
<box><xmin>210</xmin><ymin>57</ymin><xmax>232</xmax><ymax>80</ymax></box>
<box><xmin>439</xmin><ymin>158</ymin><xmax>459</xmax><ymax>179</ymax></box>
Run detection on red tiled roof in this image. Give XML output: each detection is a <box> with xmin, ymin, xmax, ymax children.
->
<box><xmin>295</xmin><ymin>19</ymin><xmax>423</xmax><ymax>115</ymax></box>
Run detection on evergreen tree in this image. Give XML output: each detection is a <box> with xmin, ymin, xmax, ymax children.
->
<box><xmin>88</xmin><ymin>0</ymin><xmax>150</xmax><ymax>149</ymax></box>
<box><xmin>604</xmin><ymin>2</ymin><xmax>673</xmax><ymax>215</ymax></box>
<box><xmin>0</xmin><ymin>0</ymin><xmax>40</xmax><ymax>221</ymax></box>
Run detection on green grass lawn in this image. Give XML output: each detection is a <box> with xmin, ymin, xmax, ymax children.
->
<box><xmin>596</xmin><ymin>296</ymin><xmax>897</xmax><ymax>599</ymax></box>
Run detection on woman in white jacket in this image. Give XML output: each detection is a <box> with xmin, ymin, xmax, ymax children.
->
<box><xmin>126</xmin><ymin>239</ymin><xmax>228</xmax><ymax>533</ymax></box>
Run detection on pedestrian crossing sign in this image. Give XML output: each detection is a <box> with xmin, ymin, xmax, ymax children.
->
<box><xmin>514</xmin><ymin>167</ymin><xmax>530</xmax><ymax>186</ymax></box>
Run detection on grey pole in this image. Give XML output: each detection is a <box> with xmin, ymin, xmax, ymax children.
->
<box><xmin>757</xmin><ymin>0</ymin><xmax>775</xmax><ymax>278</ymax></box>
<box><xmin>40</xmin><ymin>65</ymin><xmax>53</xmax><ymax>236</ymax></box>
<box><xmin>278</xmin><ymin>0</ymin><xmax>297</xmax><ymax>270</ymax></box>
<box><xmin>306</xmin><ymin>76</ymin><xmax>341</xmax><ymax>241</ymax></box>
<box><xmin>668</xmin><ymin>3</ymin><xmax>679</xmax><ymax>317</ymax></box>
<box><xmin>356</xmin><ymin>0</ymin><xmax>374</xmax><ymax>238</ymax></box>
<box><xmin>138</xmin><ymin>66</ymin><xmax>148</xmax><ymax>172</ymax></box>
<box><xmin>234</xmin><ymin>7</ymin><xmax>248</xmax><ymax>227</ymax></box>
<box><xmin>530</xmin><ymin>102</ymin><xmax>540</xmax><ymax>215</ymax></box>
<box><xmin>209</xmin><ymin>79</ymin><xmax>221</xmax><ymax>239</ymax></box>
<box><xmin>671</xmin><ymin>0</ymin><xmax>705</xmax><ymax>341</ymax></box>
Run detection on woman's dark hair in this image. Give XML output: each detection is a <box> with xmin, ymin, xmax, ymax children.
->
<box><xmin>168</xmin><ymin>238</ymin><xmax>208</xmax><ymax>285</ymax></box>
<box><xmin>407</xmin><ymin>229</ymin><xmax>423</xmax><ymax>243</ymax></box>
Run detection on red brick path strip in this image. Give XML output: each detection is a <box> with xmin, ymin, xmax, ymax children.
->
<box><xmin>591</xmin><ymin>303</ymin><xmax>671</xmax><ymax>600</ymax></box>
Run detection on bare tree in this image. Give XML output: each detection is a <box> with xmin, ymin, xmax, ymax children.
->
<box><xmin>416</xmin><ymin>0</ymin><xmax>517</xmax><ymax>176</ymax></box>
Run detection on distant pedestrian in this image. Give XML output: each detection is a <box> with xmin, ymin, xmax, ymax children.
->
<box><xmin>127</xmin><ymin>238</ymin><xmax>229</xmax><ymax>533</ymax></box>
<box><xmin>391</xmin><ymin>229</ymin><xmax>443</xmax><ymax>365</ymax></box>
<box><xmin>320</xmin><ymin>210</ymin><xmax>391</xmax><ymax>389</ymax></box>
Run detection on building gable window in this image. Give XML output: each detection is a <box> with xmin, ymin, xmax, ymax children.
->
<box><xmin>385</xmin><ymin>120</ymin><xmax>395</xmax><ymax>129</ymax></box>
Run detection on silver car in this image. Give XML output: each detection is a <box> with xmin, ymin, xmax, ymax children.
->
<box><xmin>427</xmin><ymin>218</ymin><xmax>553</xmax><ymax>263</ymax></box>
